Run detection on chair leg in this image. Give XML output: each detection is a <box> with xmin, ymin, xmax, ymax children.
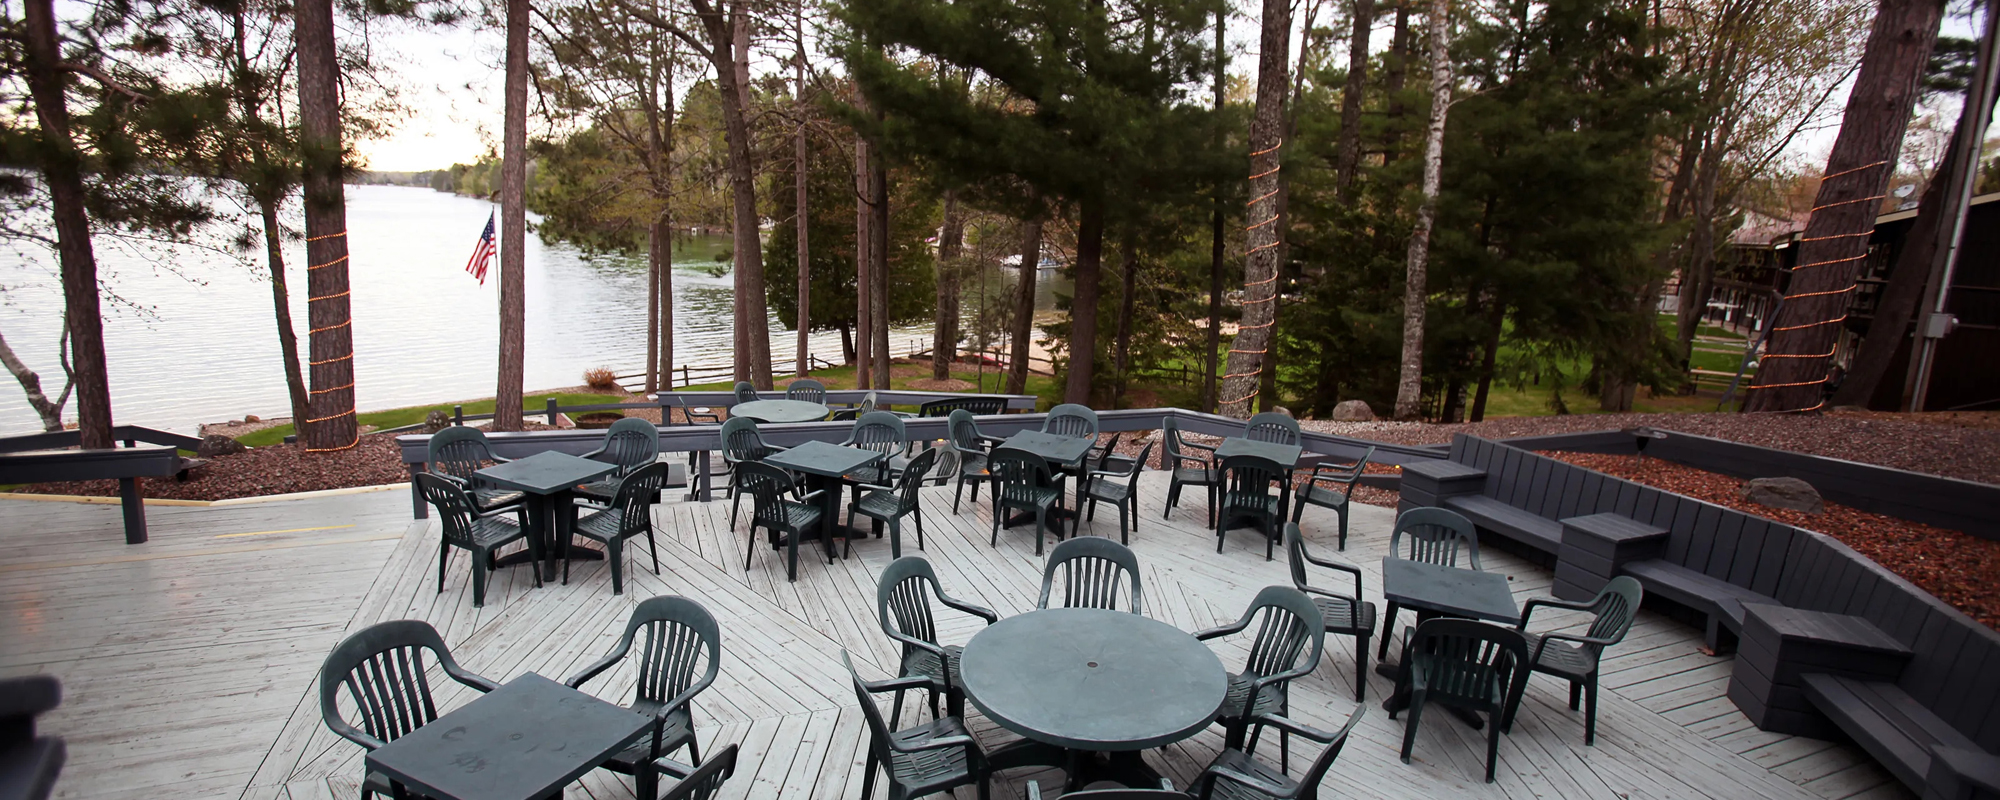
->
<box><xmin>471</xmin><ymin>548</ymin><xmax>489</xmax><ymax>608</ymax></box>
<box><xmin>1399</xmin><ymin>690</ymin><xmax>1425</xmax><ymax>763</ymax></box>
<box><xmin>1356</xmin><ymin>634</ymin><xmax>1371</xmax><ymax>701</ymax></box>
<box><xmin>786</xmin><ymin>529</ymin><xmax>800</xmax><ymax>582</ymax></box>
<box><xmin>744</xmin><ymin>524</ymin><xmax>758</xmax><ymax>571</ymax></box>
<box><xmin>891</xmin><ymin>688</ymin><xmax>906</xmax><ymax>729</ymax></box>
<box><xmin>647</xmin><ymin>528</ymin><xmax>661</xmax><ymax>575</ymax></box>
<box><xmin>1482</xmin><ymin>707</ymin><xmax>1503</xmax><ymax>782</ymax></box>
<box><xmin>1281</xmin><ymin>728</ymin><xmax>1290</xmax><ymax>774</ymax></box>
<box><xmin>1378</xmin><ymin>603</ymin><xmax>1400</xmax><ymax>660</ymax></box>
<box><xmin>1034</xmin><ymin>510</ymin><xmax>1047</xmax><ymax>556</ymax></box>
<box><xmin>953</xmin><ymin>477</ymin><xmax>966</xmax><ymax>513</ymax></box>
<box><xmin>1205</xmin><ymin>485</ymin><xmax>1216</xmax><ymax>528</ymax></box>
<box><xmin>1165</xmin><ymin>480</ymin><xmax>1181</xmax><ymax>519</ymax></box>
<box><xmin>1569</xmin><ymin>680</ymin><xmax>1582</xmax><ymax>710</ymax></box>
<box><xmin>1116</xmin><ymin>501</ymin><xmax>1130</xmax><ymax>545</ymax></box>
<box><xmin>1585</xmin><ymin>678</ymin><xmax>1599</xmax><ymax>745</ymax></box>
<box><xmin>914</xmin><ymin>509</ymin><xmax>925</xmax><ymax>551</ymax></box>
<box><xmin>1337</xmin><ymin>503</ymin><xmax>1350</xmax><ymax>550</ymax></box>
<box><xmin>608</xmin><ymin>538</ymin><xmax>624</xmax><ymax>595</ymax></box>
<box><xmin>860</xmin><ymin>751</ymin><xmax>878</xmax><ymax>800</ymax></box>
<box><xmin>437</xmin><ymin>543</ymin><xmax>448</xmax><ymax>595</ymax></box>
<box><xmin>990</xmin><ymin>501</ymin><xmax>1002</xmax><ymax>547</ymax></box>
<box><xmin>888</xmin><ymin>520</ymin><xmax>902</xmax><ymax>560</ymax></box>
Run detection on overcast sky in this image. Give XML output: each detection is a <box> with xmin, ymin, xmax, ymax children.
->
<box><xmin>353</xmin><ymin>3</ymin><xmax>1986</xmax><ymax>175</ymax></box>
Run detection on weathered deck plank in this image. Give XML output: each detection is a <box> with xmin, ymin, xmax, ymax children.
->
<box><xmin>0</xmin><ymin>471</ymin><xmax>1911</xmax><ymax>800</ymax></box>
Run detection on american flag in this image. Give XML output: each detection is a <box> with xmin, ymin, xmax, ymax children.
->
<box><xmin>464</xmin><ymin>211</ymin><xmax>496</xmax><ymax>285</ymax></box>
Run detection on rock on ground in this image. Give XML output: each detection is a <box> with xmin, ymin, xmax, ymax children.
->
<box><xmin>1739</xmin><ymin>476</ymin><xmax>1825</xmax><ymax>514</ymax></box>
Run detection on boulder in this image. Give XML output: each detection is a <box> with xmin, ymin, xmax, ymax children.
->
<box><xmin>196</xmin><ymin>434</ymin><xmax>247</xmax><ymax>458</ymax></box>
<box><xmin>1739</xmin><ymin>477</ymin><xmax>1824</xmax><ymax>515</ymax></box>
<box><xmin>243</xmin><ymin>414</ymin><xmax>260</xmax><ymax>423</ymax></box>
<box><xmin>1330</xmin><ymin>400</ymin><xmax>1376</xmax><ymax>422</ymax></box>
<box><xmin>422</xmin><ymin>409</ymin><xmax>452</xmax><ymax>434</ymax></box>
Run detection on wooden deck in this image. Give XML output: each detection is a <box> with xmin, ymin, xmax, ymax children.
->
<box><xmin>1</xmin><ymin>474</ymin><xmax>1912</xmax><ymax>800</ymax></box>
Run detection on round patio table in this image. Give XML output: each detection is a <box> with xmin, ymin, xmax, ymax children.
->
<box><xmin>729</xmin><ymin>399</ymin><xmax>830</xmax><ymax>424</ymax></box>
<box><xmin>960</xmin><ymin>607</ymin><xmax>1227</xmax><ymax>789</ymax></box>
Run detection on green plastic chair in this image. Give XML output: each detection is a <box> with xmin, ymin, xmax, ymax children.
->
<box><xmin>1037</xmin><ymin>535</ymin><xmax>1143</xmax><ymax>614</ymax></box>
<box><xmin>1194</xmin><ymin>585</ymin><xmax>1325</xmax><ymax>773</ymax></box>
<box><xmin>1216</xmin><ymin>454</ymin><xmax>1291</xmax><ymax>561</ymax></box>
<box><xmin>1390</xmin><ymin>618</ymin><xmax>1531</xmax><ymax>783</ymax></box>
<box><xmin>569</xmin><ymin>462</ymin><xmax>670</xmax><ymax>594</ymax></box>
<box><xmin>1516</xmin><ymin>576</ymin><xmax>1643</xmax><ymax>745</ymax></box>
<box><xmin>577</xmin><ymin>417</ymin><xmax>668</xmax><ymax>505</ymax></box>
<box><xmin>1192</xmin><ymin>707</ymin><xmax>1365</xmax><ymax>800</ymax></box>
<box><xmin>1082</xmin><ymin>440</ymin><xmax>1154</xmax><ymax>545</ymax></box>
<box><xmin>653</xmin><ymin>744</ymin><xmax>738</xmax><ymax>800</ymax></box>
<box><xmin>1290</xmin><ymin>447</ymin><xmax>1373</xmax><ymax>550</ymax></box>
<box><xmin>844</xmin><ymin>650</ymin><xmax>991</xmax><ymax>800</ymax></box>
<box><xmin>876</xmin><ymin>556</ymin><xmax>998</xmax><ymax>723</ymax></box>
<box><xmin>987</xmin><ymin>448</ymin><xmax>1068</xmax><ymax>556</ymax></box>
<box><xmin>319</xmin><ymin>620</ymin><xmax>500</xmax><ymax>800</ymax></box>
<box><xmin>564</xmin><ymin>596</ymin><xmax>721</xmax><ymax>798</ymax></box>
<box><xmin>847</xmin><ymin>448</ymin><xmax>939</xmax><ymax>559</ymax></box>
<box><xmin>425</xmin><ymin>426</ymin><xmax>525</xmax><ymax>513</ymax></box>
<box><xmin>721</xmin><ymin>417</ymin><xmax>786</xmax><ymax>530</ymax></box>
<box><xmin>947</xmin><ymin>410</ymin><xmax>1005</xmax><ymax>513</ymax></box>
<box><xmin>415</xmin><ymin>473</ymin><xmax>537</xmax><ymax>608</ymax></box>
<box><xmin>1244</xmin><ymin>411</ymin><xmax>1301</xmax><ymax>445</ymax></box>
<box><xmin>1284</xmin><ymin>523</ymin><xmax>1377</xmax><ymax>701</ymax></box>
<box><xmin>842</xmin><ymin>411</ymin><xmax>911</xmax><ymax>488</ymax></box>
<box><xmin>785</xmin><ymin>378</ymin><xmax>827</xmax><ymax>404</ymax></box>
<box><xmin>737</xmin><ymin>461</ymin><xmax>825</xmax><ymax>583</ymax></box>
<box><xmin>1162</xmin><ymin>417</ymin><xmax>1220</xmax><ymax>526</ymax></box>
<box><xmin>732</xmin><ymin>381</ymin><xmax>759</xmax><ymax>405</ymax></box>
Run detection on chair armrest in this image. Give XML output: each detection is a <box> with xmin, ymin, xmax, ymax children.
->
<box><xmin>1518</xmin><ymin>597</ymin><xmax>1597</xmax><ymax>630</ymax></box>
<box><xmin>1301</xmin><ymin>551</ymin><xmax>1365</xmax><ymax>599</ymax></box>
<box><xmin>651</xmin><ymin>756</ymin><xmax>698</xmax><ymax>781</ymax></box>
<box><xmin>883</xmin><ymin>629</ymin><xmax>949</xmax><ymax>659</ymax></box>
<box><xmin>443</xmin><ymin>663</ymin><xmax>501</xmax><ymax>693</ymax></box>
<box><xmin>889</xmin><ymin>732</ymin><xmax>977</xmax><ymax>754</ymax></box>
<box><xmin>937</xmin><ymin>593</ymin><xmax>1000</xmax><ymax>624</ymax></box>
<box><xmin>489</xmin><ymin>453</ymin><xmax>514</xmax><ymax>464</ymax></box>
<box><xmin>323</xmin><ymin>718</ymin><xmax>389</xmax><ymax>752</ymax></box>
<box><xmin>1193</xmin><ymin>619</ymin><xmax>1251</xmax><ymax>641</ymax></box>
<box><xmin>1246</xmin><ymin>712</ymin><xmax>1340</xmax><ymax>744</ymax></box>
<box><xmin>860</xmin><ymin>674</ymin><xmax>939</xmax><ymax>696</ymax></box>
<box><xmin>797</xmin><ymin>489</ymin><xmax>826</xmax><ymax>501</ymax></box>
<box><xmin>564</xmin><ymin>638</ymin><xmax>636</xmax><ymax>688</ymax></box>
<box><xmin>854</xmin><ymin>482</ymin><xmax>894</xmax><ymax>493</ymax></box>
<box><xmin>1202</xmin><ymin>763</ymin><xmax>1291</xmax><ymax>798</ymax></box>
<box><xmin>579</xmin><ymin>444</ymin><xmax>609</xmax><ymax>461</ymax></box>
<box><xmin>1528</xmin><ymin>631</ymin><xmax>1616</xmax><ymax>663</ymax></box>
<box><xmin>1179</xmin><ymin>438</ymin><xmax>1218</xmax><ymax>454</ymax></box>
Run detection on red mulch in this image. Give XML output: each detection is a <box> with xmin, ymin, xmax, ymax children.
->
<box><xmin>13</xmin><ymin>423</ymin><xmax>556</xmax><ymax>502</ymax></box>
<box><xmin>1549</xmin><ymin>451</ymin><xmax>2000</xmax><ymax>631</ymax></box>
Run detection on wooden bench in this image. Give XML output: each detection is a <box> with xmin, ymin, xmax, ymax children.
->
<box><xmin>1442</xmin><ymin>494</ymin><xmax>1564</xmax><ymax>554</ymax></box>
<box><xmin>1804</xmin><ymin>675</ymin><xmax>2000</xmax><ymax>799</ymax></box>
<box><xmin>1618</xmin><ymin>559</ymin><xmax>1775</xmax><ymax>652</ymax></box>
<box><xmin>1729</xmin><ymin>605</ymin><xmax>1911</xmax><ymax>738</ymax></box>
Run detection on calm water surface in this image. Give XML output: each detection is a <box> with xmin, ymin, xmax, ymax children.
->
<box><xmin>0</xmin><ymin>185</ymin><xmax>991</xmax><ymax>435</ymax></box>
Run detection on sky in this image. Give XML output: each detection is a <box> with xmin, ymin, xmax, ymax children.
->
<box><xmin>354</xmin><ymin>3</ymin><xmax>1986</xmax><ymax>175</ymax></box>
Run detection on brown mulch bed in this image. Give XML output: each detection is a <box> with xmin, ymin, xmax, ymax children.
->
<box><xmin>14</xmin><ymin>422</ymin><xmax>561</xmax><ymax>502</ymax></box>
<box><xmin>1549</xmin><ymin>451</ymin><xmax>2000</xmax><ymax>631</ymax></box>
<box><xmin>1300</xmin><ymin>410</ymin><xmax>2000</xmax><ymax>486</ymax></box>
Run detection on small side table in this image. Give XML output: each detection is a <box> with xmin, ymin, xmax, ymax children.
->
<box><xmin>1553</xmin><ymin>513</ymin><xmax>1667</xmax><ymax>601</ymax></box>
<box><xmin>1727</xmin><ymin>604</ymin><xmax>1911</xmax><ymax>739</ymax></box>
<box><xmin>1397</xmin><ymin>460</ymin><xmax>1486</xmax><ymax>515</ymax></box>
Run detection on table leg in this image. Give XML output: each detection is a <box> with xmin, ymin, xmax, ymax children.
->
<box><xmin>816</xmin><ymin>474</ymin><xmax>842</xmax><ymax>561</ymax></box>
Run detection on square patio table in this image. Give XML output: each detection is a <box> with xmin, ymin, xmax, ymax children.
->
<box><xmin>762</xmin><ymin>441</ymin><xmax>886</xmax><ymax>559</ymax></box>
<box><xmin>1213</xmin><ymin>437</ymin><xmax>1303</xmax><ymax>467</ymax></box>
<box><xmin>476</xmin><ymin>451</ymin><xmax>620</xmax><ymax>582</ymax></box>
<box><xmin>1377</xmin><ymin>557</ymin><xmax>1520</xmax><ymax>729</ymax></box>
<box><xmin>995</xmin><ymin>431</ymin><xmax>1096</xmax><ymax>529</ymax></box>
<box><xmin>365</xmin><ymin>673</ymin><xmax>651</xmax><ymax>800</ymax></box>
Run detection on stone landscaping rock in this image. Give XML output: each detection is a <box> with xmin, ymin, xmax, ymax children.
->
<box><xmin>243</xmin><ymin>414</ymin><xmax>260</xmax><ymax>423</ymax></box>
<box><xmin>423</xmin><ymin>410</ymin><xmax>451</xmax><ymax>434</ymax></box>
<box><xmin>196</xmin><ymin>434</ymin><xmax>247</xmax><ymax>458</ymax></box>
<box><xmin>1330</xmin><ymin>400</ymin><xmax>1376</xmax><ymax>421</ymax></box>
<box><xmin>1739</xmin><ymin>476</ymin><xmax>1825</xmax><ymax>515</ymax></box>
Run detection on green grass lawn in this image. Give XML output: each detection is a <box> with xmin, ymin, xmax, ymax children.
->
<box><xmin>236</xmin><ymin>392</ymin><xmax>628</xmax><ymax>447</ymax></box>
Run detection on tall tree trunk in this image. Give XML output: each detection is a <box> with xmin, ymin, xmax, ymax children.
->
<box><xmin>650</xmin><ymin>221</ymin><xmax>673</xmax><ymax>388</ymax></box>
<box><xmin>1746</xmin><ymin>0</ymin><xmax>1942</xmax><ymax>413</ymax></box>
<box><xmin>935</xmin><ymin>190</ymin><xmax>965</xmax><ymax>380</ymax></box>
<box><xmin>0</xmin><ymin>323</ymin><xmax>67</xmax><ymax>432</ymax></box>
<box><xmin>1335</xmin><ymin>0</ymin><xmax>1375</xmax><ymax>198</ymax></box>
<box><xmin>1469</xmin><ymin>299</ymin><xmax>1504</xmax><ymax>421</ymax></box>
<box><xmin>1113</xmin><ymin>231</ymin><xmax>1137</xmax><ymax>406</ymax></box>
<box><xmin>1007</xmin><ymin>214</ymin><xmax>1043</xmax><ymax>395</ymax></box>
<box><xmin>1673</xmin><ymin>113</ymin><xmax>1737</xmax><ymax>359</ymax></box>
<box><xmin>493</xmin><ymin>0</ymin><xmax>529</xmax><ymax>431</ymax></box>
<box><xmin>259</xmin><ymin>199</ymin><xmax>310</xmax><ymax>424</ymax></box>
<box><xmin>653</xmin><ymin>53</ymin><xmax>675</xmax><ymax>389</ymax></box>
<box><xmin>855</xmin><ymin>137</ymin><xmax>874</xmax><ymax>385</ymax></box>
<box><xmin>1204</xmin><ymin>5</ymin><xmax>1227</xmax><ymax>413</ymax></box>
<box><xmin>292</xmin><ymin>0</ymin><xmax>358</xmax><ymax>448</ymax></box>
<box><xmin>234</xmin><ymin>8</ymin><xmax>309</xmax><ymax>426</ymax></box>
<box><xmin>1066</xmin><ymin>202</ymin><xmax>1105</xmax><ymax>405</ymax></box>
<box><xmin>870</xmin><ymin>141</ymin><xmax>891</xmax><ymax>388</ymax></box>
<box><xmin>1382</xmin><ymin>0</ymin><xmax>1412</xmax><ymax>164</ymax></box>
<box><xmin>1220</xmin><ymin>0</ymin><xmax>1290</xmax><ymax>418</ymax></box>
<box><xmin>795</xmin><ymin>30</ymin><xmax>811</xmax><ymax>379</ymax></box>
<box><xmin>24</xmin><ymin>0</ymin><xmax>111</xmax><ymax>448</ymax></box>
<box><xmin>1393</xmin><ymin>0</ymin><xmax>1451</xmax><ymax>420</ymax></box>
<box><xmin>721</xmin><ymin>9</ymin><xmax>772</xmax><ymax>389</ymax></box>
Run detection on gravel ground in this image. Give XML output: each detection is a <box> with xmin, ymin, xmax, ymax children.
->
<box><xmin>1299</xmin><ymin>410</ymin><xmax>2000</xmax><ymax>486</ymax></box>
<box><xmin>1552</xmin><ymin>451</ymin><xmax>2000</xmax><ymax>631</ymax></box>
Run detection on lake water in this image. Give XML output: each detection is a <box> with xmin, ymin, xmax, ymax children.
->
<box><xmin>0</xmin><ymin>184</ymin><xmax>1047</xmax><ymax>436</ymax></box>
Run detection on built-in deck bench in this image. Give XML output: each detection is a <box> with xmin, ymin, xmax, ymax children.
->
<box><xmin>0</xmin><ymin>426</ymin><xmax>202</xmax><ymax>545</ymax></box>
<box><xmin>1398</xmin><ymin>433</ymin><xmax>2000</xmax><ymax>798</ymax></box>
<box><xmin>0</xmin><ymin>675</ymin><xmax>64</xmax><ymax>800</ymax></box>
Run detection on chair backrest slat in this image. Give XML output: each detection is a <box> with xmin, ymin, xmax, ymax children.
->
<box><xmin>598</xmin><ymin>418</ymin><xmax>661</xmax><ymax>477</ymax></box>
<box><xmin>1408</xmin><ymin>618</ymin><xmax>1529</xmax><ymax>710</ymax></box>
<box><xmin>921</xmin><ymin>396</ymin><xmax>1006</xmax><ymax>417</ymax></box>
<box><xmin>785</xmin><ymin>379</ymin><xmax>827</xmax><ymax>404</ymax></box>
<box><xmin>733</xmin><ymin>382</ymin><xmax>759</xmax><ymax>404</ymax></box>
<box><xmin>1038</xmin><ymin>537</ymin><xmax>1143</xmax><ymax>614</ymax></box>
<box><xmin>612</xmin><ymin>463</ymin><xmax>670</xmax><ymax>536</ymax></box>
<box><xmin>848</xmin><ymin>412</ymin><xmax>908</xmax><ymax>458</ymax></box>
<box><xmin>1219</xmin><ymin>455</ymin><xmax>1287</xmax><ymax>510</ymax></box>
<box><xmin>1043</xmin><ymin>404</ymin><xmax>1099</xmax><ymax>439</ymax></box>
<box><xmin>878</xmin><ymin>557</ymin><xmax>947</xmax><ymax>660</ymax></box>
<box><xmin>1244</xmin><ymin>411</ymin><xmax>1301</xmax><ymax>446</ymax></box>
<box><xmin>947</xmin><ymin>409</ymin><xmax>987</xmax><ymax>453</ymax></box>
<box><xmin>736</xmin><ymin>462</ymin><xmax>797</xmax><ymax>526</ymax></box>
<box><xmin>622</xmin><ymin>596</ymin><xmax>722</xmax><ymax>708</ymax></box>
<box><xmin>319</xmin><ymin>620</ymin><xmax>469</xmax><ymax>750</ymax></box>
<box><xmin>895</xmin><ymin>449</ymin><xmax>939</xmax><ymax>512</ymax></box>
<box><xmin>988</xmin><ymin>448</ymin><xmax>1055</xmax><ymax>504</ymax></box>
<box><xmin>660</xmin><ymin>744</ymin><xmax>739</xmax><ymax>800</ymax></box>
<box><xmin>1390</xmin><ymin>507</ymin><xmax>1482</xmax><ymax>569</ymax></box>
<box><xmin>426</xmin><ymin>426</ymin><xmax>498</xmax><ymax>481</ymax></box>
<box><xmin>416</xmin><ymin>474</ymin><xmax>480</xmax><ymax>546</ymax></box>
